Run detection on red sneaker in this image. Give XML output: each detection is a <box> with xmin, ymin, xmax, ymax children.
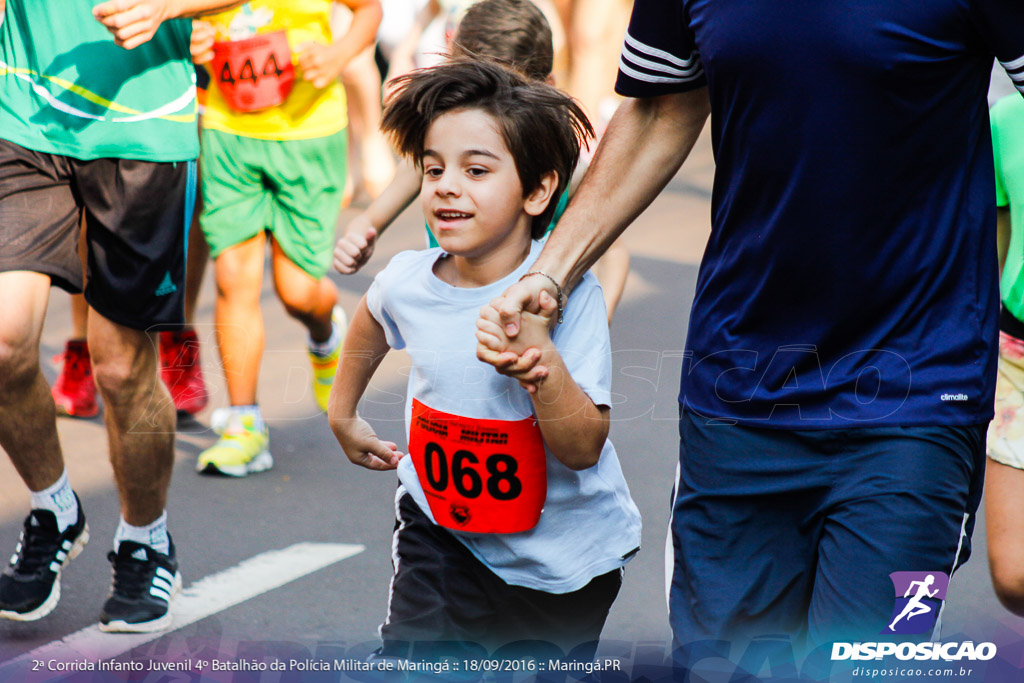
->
<box><xmin>52</xmin><ymin>340</ymin><xmax>98</xmax><ymax>418</ymax></box>
<box><xmin>159</xmin><ymin>329</ymin><xmax>208</xmax><ymax>415</ymax></box>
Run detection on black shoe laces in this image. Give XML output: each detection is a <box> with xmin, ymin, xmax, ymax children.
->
<box><xmin>107</xmin><ymin>551</ymin><xmax>155</xmax><ymax>600</ymax></box>
<box><xmin>12</xmin><ymin>516</ymin><xmax>60</xmax><ymax>577</ymax></box>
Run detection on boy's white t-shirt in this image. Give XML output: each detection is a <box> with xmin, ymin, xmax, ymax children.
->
<box><xmin>366</xmin><ymin>241</ymin><xmax>642</xmax><ymax>594</ymax></box>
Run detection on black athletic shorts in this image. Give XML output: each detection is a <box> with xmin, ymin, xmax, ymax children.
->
<box><xmin>380</xmin><ymin>491</ymin><xmax>623</xmax><ymax>662</ymax></box>
<box><xmin>0</xmin><ymin>138</ymin><xmax>196</xmax><ymax>331</ymax></box>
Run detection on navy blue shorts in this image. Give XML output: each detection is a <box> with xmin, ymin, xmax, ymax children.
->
<box><xmin>669</xmin><ymin>410</ymin><xmax>986</xmax><ymax>654</ymax></box>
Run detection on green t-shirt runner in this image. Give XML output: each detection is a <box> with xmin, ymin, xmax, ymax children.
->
<box><xmin>0</xmin><ymin>0</ymin><xmax>197</xmax><ymax>161</ymax></box>
<box><xmin>993</xmin><ymin>94</ymin><xmax>1024</xmax><ymax>323</ymax></box>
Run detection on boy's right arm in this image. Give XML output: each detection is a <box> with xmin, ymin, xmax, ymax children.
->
<box><xmin>328</xmin><ymin>295</ymin><xmax>403</xmax><ymax>470</ymax></box>
<box><xmin>334</xmin><ymin>159</ymin><xmax>421</xmax><ymax>273</ymax></box>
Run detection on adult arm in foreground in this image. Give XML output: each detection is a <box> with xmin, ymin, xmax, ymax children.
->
<box><xmin>477</xmin><ymin>88</ymin><xmax>710</xmax><ymax>374</ymax></box>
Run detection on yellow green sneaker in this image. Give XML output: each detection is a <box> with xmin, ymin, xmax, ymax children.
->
<box><xmin>309</xmin><ymin>306</ymin><xmax>347</xmax><ymax>412</ymax></box>
<box><xmin>196</xmin><ymin>412</ymin><xmax>272</xmax><ymax>477</ymax></box>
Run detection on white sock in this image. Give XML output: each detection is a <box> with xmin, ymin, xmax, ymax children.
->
<box><xmin>229</xmin><ymin>404</ymin><xmax>265</xmax><ymax>432</ymax></box>
<box><xmin>309</xmin><ymin>312</ymin><xmax>342</xmax><ymax>357</ymax></box>
<box><xmin>114</xmin><ymin>511</ymin><xmax>170</xmax><ymax>556</ymax></box>
<box><xmin>29</xmin><ymin>469</ymin><xmax>78</xmax><ymax>533</ymax></box>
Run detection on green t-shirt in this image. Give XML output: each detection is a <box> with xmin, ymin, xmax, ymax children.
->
<box><xmin>992</xmin><ymin>94</ymin><xmax>1024</xmax><ymax>322</ymax></box>
<box><xmin>0</xmin><ymin>1</ymin><xmax>198</xmax><ymax>161</ymax></box>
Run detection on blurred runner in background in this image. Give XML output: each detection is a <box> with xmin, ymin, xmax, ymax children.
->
<box><xmin>189</xmin><ymin>0</ymin><xmax>380</xmax><ymax>478</ymax></box>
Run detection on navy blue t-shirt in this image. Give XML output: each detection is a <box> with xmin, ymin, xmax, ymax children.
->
<box><xmin>616</xmin><ymin>0</ymin><xmax>1024</xmax><ymax>428</ymax></box>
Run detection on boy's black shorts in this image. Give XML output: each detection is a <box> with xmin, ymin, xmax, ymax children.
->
<box><xmin>380</xmin><ymin>491</ymin><xmax>622</xmax><ymax>661</ymax></box>
<box><xmin>0</xmin><ymin>139</ymin><xmax>195</xmax><ymax>331</ymax></box>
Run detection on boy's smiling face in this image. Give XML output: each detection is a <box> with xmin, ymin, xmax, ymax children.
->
<box><xmin>421</xmin><ymin>108</ymin><xmax>553</xmax><ymax>261</ymax></box>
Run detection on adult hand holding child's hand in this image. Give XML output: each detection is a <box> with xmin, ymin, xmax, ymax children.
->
<box><xmin>476</xmin><ymin>287</ymin><xmax>560</xmax><ymax>393</ymax></box>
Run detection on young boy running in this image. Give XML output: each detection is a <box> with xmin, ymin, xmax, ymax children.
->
<box><xmin>190</xmin><ymin>0</ymin><xmax>381</xmax><ymax>477</ymax></box>
<box><xmin>328</xmin><ymin>60</ymin><xmax>641</xmax><ymax>657</ymax></box>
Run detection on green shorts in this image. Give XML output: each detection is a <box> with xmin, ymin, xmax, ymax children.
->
<box><xmin>199</xmin><ymin>128</ymin><xmax>347</xmax><ymax>279</ymax></box>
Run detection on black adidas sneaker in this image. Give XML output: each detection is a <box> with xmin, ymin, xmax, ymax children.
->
<box><xmin>0</xmin><ymin>496</ymin><xmax>89</xmax><ymax>621</ymax></box>
<box><xmin>99</xmin><ymin>538</ymin><xmax>181</xmax><ymax>633</ymax></box>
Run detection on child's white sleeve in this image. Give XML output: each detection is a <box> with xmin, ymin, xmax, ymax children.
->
<box><xmin>551</xmin><ymin>273</ymin><xmax>613</xmax><ymax>408</ymax></box>
<box><xmin>365</xmin><ymin>259</ymin><xmax>407</xmax><ymax>350</ymax></box>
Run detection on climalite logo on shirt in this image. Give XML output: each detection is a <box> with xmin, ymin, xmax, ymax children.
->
<box><xmin>940</xmin><ymin>393</ymin><xmax>968</xmax><ymax>402</ymax></box>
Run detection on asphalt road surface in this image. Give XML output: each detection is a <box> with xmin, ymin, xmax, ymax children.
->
<box><xmin>2</xmin><ymin>130</ymin><xmax>1024</xmax><ymax>682</ymax></box>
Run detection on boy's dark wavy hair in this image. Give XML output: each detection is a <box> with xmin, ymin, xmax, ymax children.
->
<box><xmin>451</xmin><ymin>0</ymin><xmax>553</xmax><ymax>82</ymax></box>
<box><xmin>382</xmin><ymin>58</ymin><xmax>593</xmax><ymax>239</ymax></box>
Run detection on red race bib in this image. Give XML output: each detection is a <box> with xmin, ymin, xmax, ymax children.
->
<box><xmin>409</xmin><ymin>399</ymin><xmax>547</xmax><ymax>534</ymax></box>
<box><xmin>211</xmin><ymin>30</ymin><xmax>294</xmax><ymax>113</ymax></box>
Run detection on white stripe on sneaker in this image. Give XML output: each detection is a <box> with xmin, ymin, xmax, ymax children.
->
<box><xmin>149</xmin><ymin>587</ymin><xmax>171</xmax><ymax>602</ymax></box>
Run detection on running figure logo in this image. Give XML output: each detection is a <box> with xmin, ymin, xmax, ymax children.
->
<box><xmin>883</xmin><ymin>571</ymin><xmax>950</xmax><ymax>635</ymax></box>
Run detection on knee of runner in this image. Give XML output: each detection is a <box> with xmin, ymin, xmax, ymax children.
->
<box><xmin>277</xmin><ymin>288</ymin><xmax>319</xmax><ymax>320</ymax></box>
<box><xmin>0</xmin><ymin>337</ymin><xmax>41</xmax><ymax>392</ymax></box>
<box><xmin>91</xmin><ymin>353</ymin><xmax>149</xmax><ymax>400</ymax></box>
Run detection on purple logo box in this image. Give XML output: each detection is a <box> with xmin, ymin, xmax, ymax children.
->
<box><xmin>883</xmin><ymin>571</ymin><xmax>950</xmax><ymax>635</ymax></box>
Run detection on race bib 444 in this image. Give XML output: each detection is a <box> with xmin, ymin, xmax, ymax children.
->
<box><xmin>211</xmin><ymin>30</ymin><xmax>294</xmax><ymax>112</ymax></box>
<box><xmin>409</xmin><ymin>399</ymin><xmax>547</xmax><ymax>534</ymax></box>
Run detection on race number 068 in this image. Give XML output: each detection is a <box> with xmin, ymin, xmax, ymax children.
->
<box><xmin>423</xmin><ymin>442</ymin><xmax>522</xmax><ymax>500</ymax></box>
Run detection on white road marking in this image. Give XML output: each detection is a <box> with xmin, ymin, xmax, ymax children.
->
<box><xmin>0</xmin><ymin>542</ymin><xmax>364</xmax><ymax>677</ymax></box>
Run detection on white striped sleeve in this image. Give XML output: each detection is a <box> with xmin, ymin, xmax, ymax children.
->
<box><xmin>999</xmin><ymin>53</ymin><xmax>1024</xmax><ymax>96</ymax></box>
<box><xmin>615</xmin><ymin>0</ymin><xmax>706</xmax><ymax>97</ymax></box>
<box><xmin>972</xmin><ymin>0</ymin><xmax>1024</xmax><ymax>97</ymax></box>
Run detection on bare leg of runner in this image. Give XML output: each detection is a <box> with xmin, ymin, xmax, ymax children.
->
<box><xmin>270</xmin><ymin>239</ymin><xmax>338</xmax><ymax>342</ymax></box>
<box><xmin>342</xmin><ymin>47</ymin><xmax>396</xmax><ymax>201</ymax></box>
<box><xmin>88</xmin><ymin>310</ymin><xmax>175</xmax><ymax>526</ymax></box>
<box><xmin>986</xmin><ymin>459</ymin><xmax>1024</xmax><ymax>615</ymax></box>
<box><xmin>0</xmin><ymin>271</ymin><xmax>65</xmax><ymax>492</ymax></box>
<box><xmin>213</xmin><ymin>233</ymin><xmax>266</xmax><ymax>406</ymax></box>
<box><xmin>567</xmin><ymin>0</ymin><xmax>629</xmax><ymax>121</ymax></box>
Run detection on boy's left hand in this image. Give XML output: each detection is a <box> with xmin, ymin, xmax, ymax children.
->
<box><xmin>332</xmin><ymin>415</ymin><xmax>404</xmax><ymax>471</ymax></box>
<box><xmin>298</xmin><ymin>42</ymin><xmax>346</xmax><ymax>89</ymax></box>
